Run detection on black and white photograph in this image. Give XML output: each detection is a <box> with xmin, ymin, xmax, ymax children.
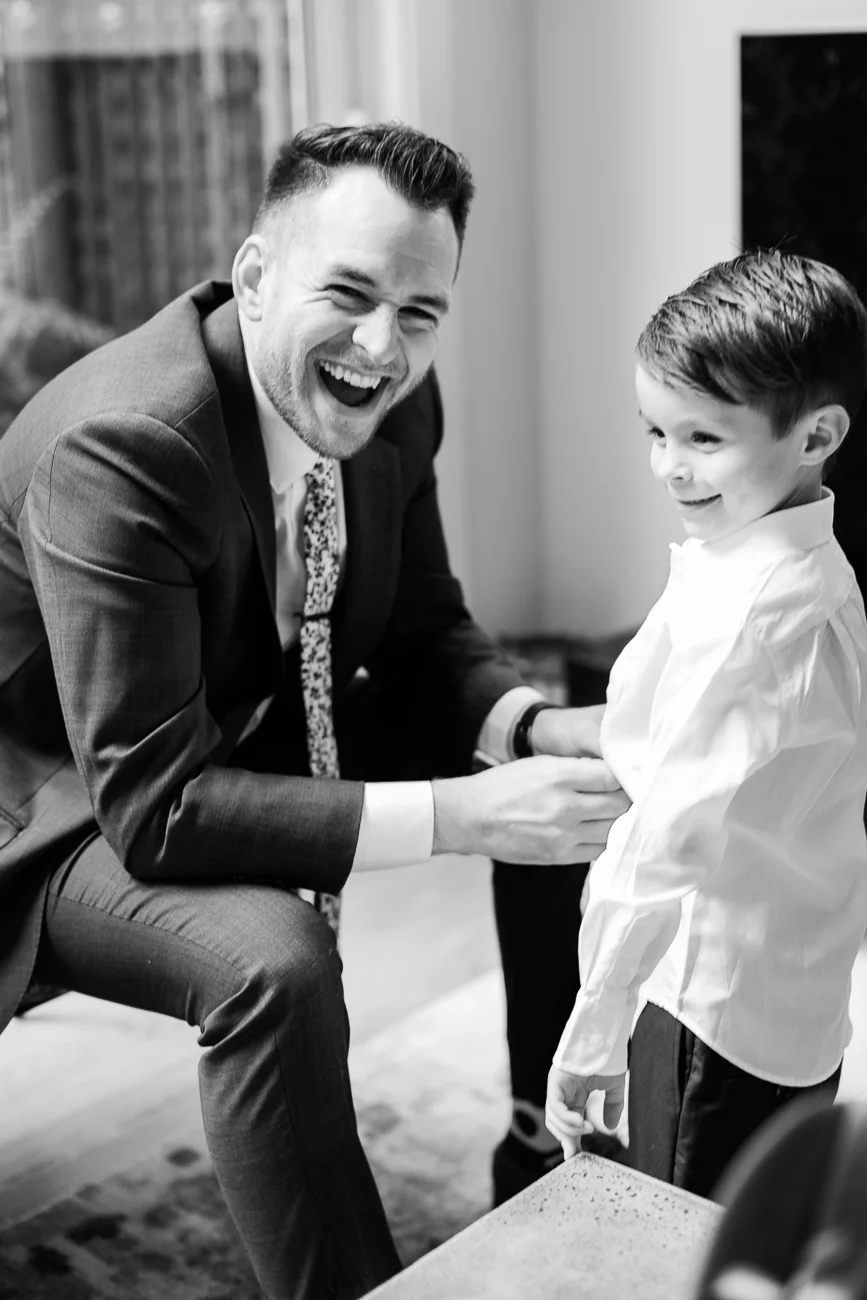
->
<box><xmin>2</xmin><ymin>2</ymin><xmax>867</xmax><ymax>1298</ymax></box>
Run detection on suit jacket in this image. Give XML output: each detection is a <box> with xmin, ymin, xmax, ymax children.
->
<box><xmin>0</xmin><ymin>280</ymin><xmax>525</xmax><ymax>1027</ymax></box>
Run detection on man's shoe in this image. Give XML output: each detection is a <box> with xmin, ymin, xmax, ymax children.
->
<box><xmin>580</xmin><ymin>1129</ymin><xmax>629</xmax><ymax>1163</ymax></box>
<box><xmin>491</xmin><ymin>1131</ymin><xmax>564</xmax><ymax>1207</ymax></box>
<box><xmin>492</xmin><ymin>1128</ymin><xmax>629</xmax><ymax>1207</ymax></box>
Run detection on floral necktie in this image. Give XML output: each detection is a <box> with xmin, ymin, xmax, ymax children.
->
<box><xmin>300</xmin><ymin>457</ymin><xmax>341</xmax><ymax>935</ymax></box>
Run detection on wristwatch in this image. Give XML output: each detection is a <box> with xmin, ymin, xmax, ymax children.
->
<box><xmin>512</xmin><ymin>701</ymin><xmax>562</xmax><ymax>759</ymax></box>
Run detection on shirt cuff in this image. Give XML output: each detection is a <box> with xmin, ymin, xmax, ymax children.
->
<box><xmin>474</xmin><ymin>685</ymin><xmax>546</xmax><ymax>766</ymax></box>
<box><xmin>352</xmin><ymin>781</ymin><xmax>435</xmax><ymax>870</ymax></box>
<box><xmin>552</xmin><ymin>989</ymin><xmax>633</xmax><ymax>1078</ymax></box>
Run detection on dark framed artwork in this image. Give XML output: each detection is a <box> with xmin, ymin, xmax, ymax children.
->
<box><xmin>741</xmin><ymin>33</ymin><xmax>867</xmax><ymax>586</ymax></box>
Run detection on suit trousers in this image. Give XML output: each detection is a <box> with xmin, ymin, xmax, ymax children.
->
<box><xmin>32</xmin><ymin>667</ymin><xmax>586</xmax><ymax>1297</ymax></box>
<box><xmin>628</xmin><ymin>1001</ymin><xmax>842</xmax><ymax>1200</ymax></box>
<box><xmin>36</xmin><ymin>834</ymin><xmax>400</xmax><ymax>1300</ymax></box>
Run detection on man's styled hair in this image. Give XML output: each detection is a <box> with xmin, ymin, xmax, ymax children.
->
<box><xmin>254</xmin><ymin>121</ymin><xmax>475</xmax><ymax>251</ymax></box>
<box><xmin>636</xmin><ymin>250</ymin><xmax>867</xmax><ymax>439</ymax></box>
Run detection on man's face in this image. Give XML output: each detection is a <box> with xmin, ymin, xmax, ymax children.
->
<box><xmin>636</xmin><ymin>365</ymin><xmax>818</xmax><ymax>542</ymax></box>
<box><xmin>248</xmin><ymin>167</ymin><xmax>460</xmax><ymax>459</ymax></box>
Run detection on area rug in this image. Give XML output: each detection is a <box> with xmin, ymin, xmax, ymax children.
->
<box><xmin>0</xmin><ymin>971</ymin><xmax>511</xmax><ymax>1299</ymax></box>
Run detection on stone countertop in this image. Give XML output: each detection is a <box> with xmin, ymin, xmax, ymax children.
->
<box><xmin>367</xmin><ymin>1151</ymin><xmax>723</xmax><ymax>1300</ymax></box>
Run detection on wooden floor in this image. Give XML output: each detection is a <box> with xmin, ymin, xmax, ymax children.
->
<box><xmin>0</xmin><ymin>853</ymin><xmax>498</xmax><ymax>1230</ymax></box>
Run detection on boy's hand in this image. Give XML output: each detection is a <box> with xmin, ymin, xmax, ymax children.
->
<box><xmin>545</xmin><ymin>1065</ymin><xmax>626</xmax><ymax>1159</ymax></box>
<box><xmin>531</xmin><ymin>704</ymin><xmax>606</xmax><ymax>759</ymax></box>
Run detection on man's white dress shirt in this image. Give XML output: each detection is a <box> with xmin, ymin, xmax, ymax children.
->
<box><xmin>554</xmin><ymin>491</ymin><xmax>867</xmax><ymax>1087</ymax></box>
<box><xmin>242</xmin><ymin>362</ymin><xmax>539</xmax><ymax>870</ymax></box>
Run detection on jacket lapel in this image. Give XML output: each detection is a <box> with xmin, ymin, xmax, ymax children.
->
<box><xmin>201</xmin><ymin>299</ymin><xmax>278</xmax><ymax>619</ymax></box>
<box><xmin>201</xmin><ymin>295</ymin><xmax>403</xmax><ymax>691</ymax></box>
<box><xmin>333</xmin><ymin>436</ymin><xmax>402</xmax><ymax>683</ymax></box>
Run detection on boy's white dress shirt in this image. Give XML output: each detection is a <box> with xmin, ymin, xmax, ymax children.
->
<box><xmin>554</xmin><ymin>490</ymin><xmax>867</xmax><ymax>1087</ymax></box>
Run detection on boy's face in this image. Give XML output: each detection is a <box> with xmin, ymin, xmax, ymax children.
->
<box><xmin>636</xmin><ymin>365</ymin><xmax>820</xmax><ymax>542</ymax></box>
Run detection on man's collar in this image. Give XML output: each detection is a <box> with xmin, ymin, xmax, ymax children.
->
<box><xmin>246</xmin><ymin>353</ymin><xmax>319</xmax><ymax>494</ymax></box>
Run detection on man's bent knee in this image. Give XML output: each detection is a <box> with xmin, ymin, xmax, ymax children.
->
<box><xmin>246</xmin><ymin>889</ymin><xmax>342</xmax><ymax>1005</ymax></box>
<box><xmin>196</xmin><ymin>887</ymin><xmax>345</xmax><ymax>1047</ymax></box>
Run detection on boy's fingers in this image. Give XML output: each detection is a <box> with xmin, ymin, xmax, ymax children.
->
<box><xmin>603</xmin><ymin>1098</ymin><xmax>624</xmax><ymax>1129</ymax></box>
<box><xmin>602</xmin><ymin>1077</ymin><xmax>626</xmax><ymax>1129</ymax></box>
<box><xmin>545</xmin><ymin>1100</ymin><xmax>593</xmax><ymax>1146</ymax></box>
<box><xmin>562</xmin><ymin>1133</ymin><xmax>583</xmax><ymax>1160</ymax></box>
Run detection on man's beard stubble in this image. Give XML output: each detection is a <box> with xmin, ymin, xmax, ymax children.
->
<box><xmin>256</xmin><ymin>337</ymin><xmax>430</xmax><ymax>461</ymax></box>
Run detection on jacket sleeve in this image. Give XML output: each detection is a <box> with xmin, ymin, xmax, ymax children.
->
<box><xmin>365</xmin><ymin>373</ymin><xmax>527</xmax><ymax>768</ymax></box>
<box><xmin>19</xmin><ymin>414</ymin><xmax>363</xmax><ymax>889</ymax></box>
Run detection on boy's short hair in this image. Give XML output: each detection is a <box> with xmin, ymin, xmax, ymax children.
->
<box><xmin>254</xmin><ymin>121</ymin><xmax>475</xmax><ymax>253</ymax></box>
<box><xmin>636</xmin><ymin>250</ymin><xmax>867</xmax><ymax>439</ymax></box>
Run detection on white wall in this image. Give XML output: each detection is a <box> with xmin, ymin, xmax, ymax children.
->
<box><xmin>306</xmin><ymin>0</ymin><xmax>867</xmax><ymax>639</ymax></box>
<box><xmin>532</xmin><ymin>0</ymin><xmax>867</xmax><ymax>636</ymax></box>
<box><xmin>305</xmin><ymin>0</ymin><xmax>542</xmax><ymax>632</ymax></box>
<box><xmin>424</xmin><ymin>0</ymin><xmax>542</xmax><ymax>634</ymax></box>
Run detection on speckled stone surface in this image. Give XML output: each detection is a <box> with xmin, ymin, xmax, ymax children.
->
<box><xmin>366</xmin><ymin>1151</ymin><xmax>722</xmax><ymax>1300</ymax></box>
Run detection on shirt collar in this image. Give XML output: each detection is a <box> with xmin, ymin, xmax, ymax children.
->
<box><xmin>246</xmin><ymin>357</ymin><xmax>319</xmax><ymax>494</ymax></box>
<box><xmin>671</xmin><ymin>488</ymin><xmax>836</xmax><ymax>570</ymax></box>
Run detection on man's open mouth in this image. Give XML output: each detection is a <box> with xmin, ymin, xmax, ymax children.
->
<box><xmin>317</xmin><ymin>359</ymin><xmax>389</xmax><ymax>410</ymax></box>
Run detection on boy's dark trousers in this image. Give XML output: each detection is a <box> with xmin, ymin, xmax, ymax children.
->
<box><xmin>628</xmin><ymin>1001</ymin><xmax>842</xmax><ymax>1200</ymax></box>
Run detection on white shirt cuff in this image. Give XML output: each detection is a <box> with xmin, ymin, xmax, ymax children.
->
<box><xmin>474</xmin><ymin>685</ymin><xmax>546</xmax><ymax>766</ymax></box>
<box><xmin>352</xmin><ymin>781</ymin><xmax>435</xmax><ymax>870</ymax></box>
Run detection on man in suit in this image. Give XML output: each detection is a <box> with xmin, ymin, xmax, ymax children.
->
<box><xmin>0</xmin><ymin>124</ymin><xmax>627</xmax><ymax>1299</ymax></box>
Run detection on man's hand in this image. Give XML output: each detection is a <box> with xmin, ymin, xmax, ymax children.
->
<box><xmin>431</xmin><ymin>756</ymin><xmax>630</xmax><ymax>865</ymax></box>
<box><xmin>545</xmin><ymin>1065</ymin><xmax>625</xmax><ymax>1159</ymax></box>
<box><xmin>531</xmin><ymin>704</ymin><xmax>606</xmax><ymax>759</ymax></box>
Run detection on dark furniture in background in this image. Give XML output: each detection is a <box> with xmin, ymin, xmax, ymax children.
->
<box><xmin>742</xmin><ymin>33</ymin><xmax>867</xmax><ymax>593</ymax></box>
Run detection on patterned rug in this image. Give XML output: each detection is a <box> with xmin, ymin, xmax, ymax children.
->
<box><xmin>0</xmin><ymin>972</ymin><xmax>511</xmax><ymax>1299</ymax></box>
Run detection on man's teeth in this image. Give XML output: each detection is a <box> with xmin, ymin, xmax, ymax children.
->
<box><xmin>321</xmin><ymin>360</ymin><xmax>383</xmax><ymax>390</ymax></box>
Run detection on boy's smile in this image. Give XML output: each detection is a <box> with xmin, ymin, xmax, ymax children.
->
<box><xmin>635</xmin><ymin>365</ymin><xmax>822</xmax><ymax>542</ymax></box>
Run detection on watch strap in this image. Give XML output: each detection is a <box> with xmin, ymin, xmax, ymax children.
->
<box><xmin>512</xmin><ymin>701</ymin><xmax>562</xmax><ymax>759</ymax></box>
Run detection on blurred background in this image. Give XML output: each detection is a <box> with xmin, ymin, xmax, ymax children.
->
<box><xmin>2</xmin><ymin>0</ymin><xmax>867</xmax><ymax>647</ymax></box>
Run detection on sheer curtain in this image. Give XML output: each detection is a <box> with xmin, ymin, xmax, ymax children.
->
<box><xmin>0</xmin><ymin>0</ymin><xmax>307</xmax><ymax>334</ymax></box>
<box><xmin>0</xmin><ymin>0</ymin><xmax>429</xmax><ymax>441</ymax></box>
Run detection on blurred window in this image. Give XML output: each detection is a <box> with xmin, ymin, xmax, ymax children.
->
<box><xmin>0</xmin><ymin>0</ymin><xmax>306</xmax><ymax>332</ymax></box>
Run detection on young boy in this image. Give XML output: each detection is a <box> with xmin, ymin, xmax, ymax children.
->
<box><xmin>545</xmin><ymin>249</ymin><xmax>867</xmax><ymax>1199</ymax></box>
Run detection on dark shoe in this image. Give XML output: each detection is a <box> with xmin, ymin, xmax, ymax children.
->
<box><xmin>580</xmin><ymin>1128</ymin><xmax>629</xmax><ymax>1163</ymax></box>
<box><xmin>492</xmin><ymin>1131</ymin><xmax>564</xmax><ymax>1207</ymax></box>
<box><xmin>492</xmin><ymin>1128</ymin><xmax>630</xmax><ymax>1206</ymax></box>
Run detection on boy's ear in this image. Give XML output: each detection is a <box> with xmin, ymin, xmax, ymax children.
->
<box><xmin>800</xmin><ymin>404</ymin><xmax>849</xmax><ymax>467</ymax></box>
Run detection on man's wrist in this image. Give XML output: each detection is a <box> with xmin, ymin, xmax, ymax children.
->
<box><xmin>431</xmin><ymin>777</ymin><xmax>469</xmax><ymax>856</ymax></box>
<box><xmin>512</xmin><ymin>701</ymin><xmax>563</xmax><ymax>759</ymax></box>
